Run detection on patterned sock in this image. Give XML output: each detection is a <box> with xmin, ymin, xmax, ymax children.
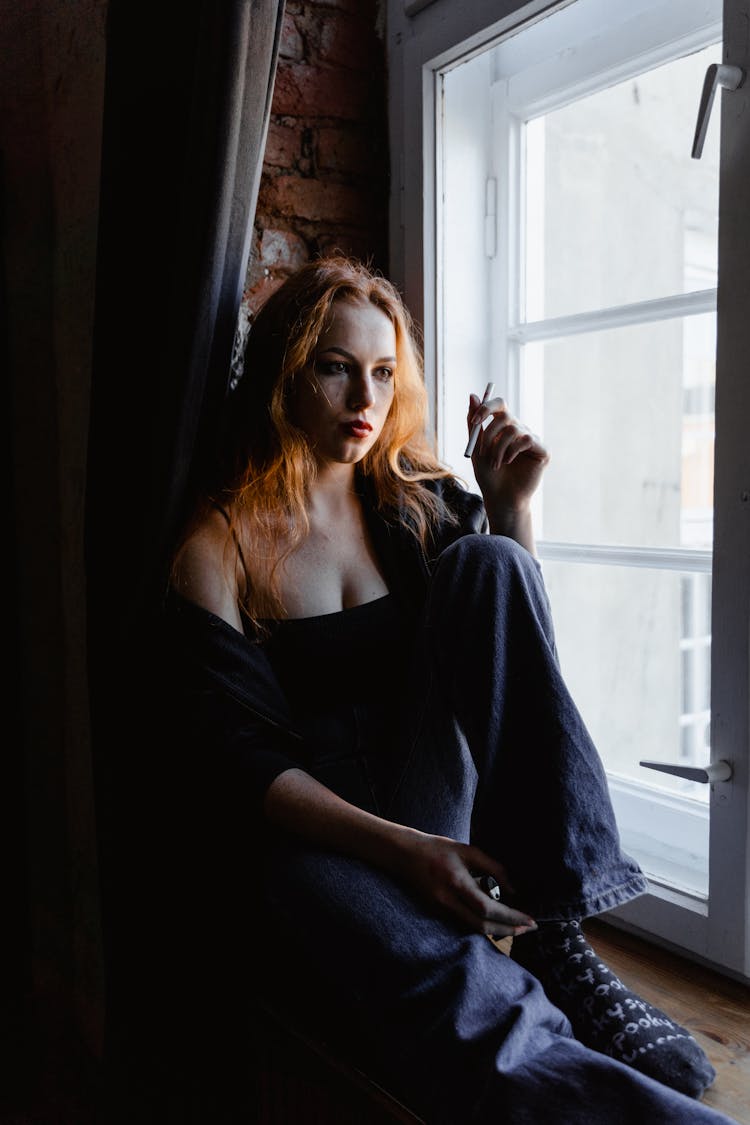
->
<box><xmin>511</xmin><ymin>920</ymin><xmax>715</xmax><ymax>1099</ymax></box>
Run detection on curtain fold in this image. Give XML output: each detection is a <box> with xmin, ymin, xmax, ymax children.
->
<box><xmin>88</xmin><ymin>0</ymin><xmax>284</xmax><ymax>622</ymax></box>
<box><xmin>85</xmin><ymin>2</ymin><xmax>284</xmax><ymax>1112</ymax></box>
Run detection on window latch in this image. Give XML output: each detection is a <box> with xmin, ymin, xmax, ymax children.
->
<box><xmin>639</xmin><ymin>759</ymin><xmax>733</xmax><ymax>784</ymax></box>
<box><xmin>691</xmin><ymin>63</ymin><xmax>745</xmax><ymax>159</ymax></box>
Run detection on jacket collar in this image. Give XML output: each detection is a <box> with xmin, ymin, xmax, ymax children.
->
<box><xmin>165</xmin><ymin>590</ymin><xmax>302</xmax><ymax>739</ymax></box>
<box><xmin>357</xmin><ymin>472</ymin><xmax>431</xmax><ymax>613</ymax></box>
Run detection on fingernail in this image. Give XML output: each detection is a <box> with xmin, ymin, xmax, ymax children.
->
<box><xmin>513</xmin><ymin>923</ymin><xmax>537</xmax><ymax>936</ymax></box>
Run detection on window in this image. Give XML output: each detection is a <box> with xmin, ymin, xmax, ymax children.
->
<box><xmin>387</xmin><ymin>0</ymin><xmax>750</xmax><ymax>981</ymax></box>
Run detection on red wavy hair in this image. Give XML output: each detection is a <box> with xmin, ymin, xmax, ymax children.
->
<box><xmin>182</xmin><ymin>256</ymin><xmax>457</xmax><ymax>627</ymax></box>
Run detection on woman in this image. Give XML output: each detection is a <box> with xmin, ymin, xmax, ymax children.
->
<box><xmin>167</xmin><ymin>257</ymin><xmax>734</xmax><ymax>1124</ymax></box>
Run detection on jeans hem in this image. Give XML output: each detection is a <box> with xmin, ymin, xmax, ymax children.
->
<box><xmin>523</xmin><ymin>871</ymin><xmax>649</xmax><ymax>923</ymax></box>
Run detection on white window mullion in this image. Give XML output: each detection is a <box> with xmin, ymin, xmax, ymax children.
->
<box><xmin>538</xmin><ymin>541</ymin><xmax>712</xmax><ymax>573</ymax></box>
<box><xmin>510</xmin><ymin>288</ymin><xmax>717</xmax><ymax>345</ymax></box>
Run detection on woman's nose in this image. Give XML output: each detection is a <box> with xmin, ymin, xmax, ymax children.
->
<box><xmin>348</xmin><ymin>373</ymin><xmax>375</xmax><ymax>410</ymax></box>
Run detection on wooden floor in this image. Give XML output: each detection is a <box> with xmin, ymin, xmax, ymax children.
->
<box><xmin>584</xmin><ymin>918</ymin><xmax>750</xmax><ymax>1124</ymax></box>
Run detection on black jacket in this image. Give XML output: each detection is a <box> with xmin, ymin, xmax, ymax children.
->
<box><xmin>162</xmin><ymin>475</ymin><xmax>488</xmax><ymax>813</ymax></box>
<box><xmin>102</xmin><ymin>477</ymin><xmax>486</xmax><ymax>1079</ymax></box>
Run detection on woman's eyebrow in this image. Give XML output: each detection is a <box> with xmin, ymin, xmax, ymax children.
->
<box><xmin>317</xmin><ymin>345</ymin><xmax>397</xmax><ymax>364</ymax></box>
<box><xmin>316</xmin><ymin>346</ymin><xmax>355</xmax><ymax>361</ymax></box>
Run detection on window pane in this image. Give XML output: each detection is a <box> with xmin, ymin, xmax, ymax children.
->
<box><xmin>524</xmin><ymin>43</ymin><xmax>721</xmax><ymax>321</ymax></box>
<box><xmin>521</xmin><ymin>314</ymin><xmax>716</xmax><ymax>549</ymax></box>
<box><xmin>544</xmin><ymin>558</ymin><xmax>710</xmax><ymax>896</ymax></box>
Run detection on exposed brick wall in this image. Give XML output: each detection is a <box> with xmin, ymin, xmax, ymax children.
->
<box><xmin>243</xmin><ymin>0</ymin><xmax>388</xmax><ymax>314</ymax></box>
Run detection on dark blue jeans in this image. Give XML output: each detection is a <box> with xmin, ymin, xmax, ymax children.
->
<box><xmin>259</xmin><ymin>536</ymin><xmax>735</xmax><ymax>1124</ymax></box>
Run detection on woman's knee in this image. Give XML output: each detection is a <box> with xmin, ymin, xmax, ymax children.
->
<box><xmin>432</xmin><ymin>532</ymin><xmax>540</xmax><ymax>594</ymax></box>
<box><xmin>426</xmin><ymin>533</ymin><xmax>555</xmax><ymax>650</ymax></box>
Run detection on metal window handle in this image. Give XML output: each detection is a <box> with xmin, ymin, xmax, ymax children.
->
<box><xmin>640</xmin><ymin>759</ymin><xmax>733</xmax><ymax>783</ymax></box>
<box><xmin>692</xmin><ymin>63</ymin><xmax>745</xmax><ymax>159</ymax></box>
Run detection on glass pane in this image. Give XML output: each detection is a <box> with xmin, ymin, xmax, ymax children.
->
<box><xmin>544</xmin><ymin>559</ymin><xmax>709</xmax><ymax>896</ymax></box>
<box><xmin>521</xmin><ymin>314</ymin><xmax>715</xmax><ymax>549</ymax></box>
<box><xmin>524</xmin><ymin>43</ymin><xmax>721</xmax><ymax>321</ymax></box>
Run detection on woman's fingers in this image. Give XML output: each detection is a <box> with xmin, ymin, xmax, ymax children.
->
<box><xmin>453</xmin><ymin>846</ymin><xmax>536</xmax><ymax>936</ymax></box>
<box><xmin>453</xmin><ymin>883</ymin><xmax>537</xmax><ymax>937</ymax></box>
<box><xmin>492</xmin><ymin>431</ymin><xmax>539</xmax><ymax>471</ymax></box>
<box><xmin>481</xmin><ymin>417</ymin><xmax>546</xmax><ymax>467</ymax></box>
<box><xmin>461</xmin><ymin>844</ymin><xmax>516</xmax><ymax>894</ymax></box>
<box><xmin>467</xmin><ymin>395</ymin><xmax>547</xmax><ymax>468</ymax></box>
<box><xmin>467</xmin><ymin>394</ymin><xmax>508</xmax><ymax>431</ymax></box>
<box><xmin>483</xmin><ymin>419</ymin><xmax>522</xmax><ymax>468</ymax></box>
<box><xmin>413</xmin><ymin>836</ymin><xmax>537</xmax><ymax>938</ymax></box>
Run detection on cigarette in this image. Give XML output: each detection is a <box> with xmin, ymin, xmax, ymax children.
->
<box><xmin>464</xmin><ymin>382</ymin><xmax>494</xmax><ymax>458</ymax></box>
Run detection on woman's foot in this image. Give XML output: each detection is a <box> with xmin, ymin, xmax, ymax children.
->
<box><xmin>511</xmin><ymin>920</ymin><xmax>716</xmax><ymax>1099</ymax></box>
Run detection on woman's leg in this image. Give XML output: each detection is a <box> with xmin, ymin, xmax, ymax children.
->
<box><xmin>389</xmin><ymin>533</ymin><xmax>646</xmax><ymax>920</ymax></box>
<box><xmin>385</xmin><ymin>533</ymin><xmax>715</xmax><ymax>1100</ymax></box>
<box><xmin>259</xmin><ymin>834</ymin><xmax>735</xmax><ymax>1125</ymax></box>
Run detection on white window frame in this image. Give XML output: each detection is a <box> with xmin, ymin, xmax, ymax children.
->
<box><xmin>487</xmin><ymin>11</ymin><xmax>720</xmax><ymax>905</ymax></box>
<box><xmin>387</xmin><ymin>0</ymin><xmax>750</xmax><ymax>983</ymax></box>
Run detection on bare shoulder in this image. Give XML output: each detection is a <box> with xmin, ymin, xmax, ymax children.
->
<box><xmin>171</xmin><ymin>506</ymin><xmax>243</xmax><ymax>631</ymax></box>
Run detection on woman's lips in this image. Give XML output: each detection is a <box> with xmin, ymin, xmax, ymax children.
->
<box><xmin>342</xmin><ymin>420</ymin><xmax>372</xmax><ymax>438</ymax></box>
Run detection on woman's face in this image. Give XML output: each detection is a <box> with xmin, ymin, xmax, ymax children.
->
<box><xmin>291</xmin><ymin>298</ymin><xmax>397</xmax><ymax>467</ymax></box>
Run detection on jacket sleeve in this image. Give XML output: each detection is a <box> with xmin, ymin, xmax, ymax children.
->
<box><xmin>162</xmin><ymin>592</ymin><xmax>306</xmax><ymax>814</ymax></box>
<box><xmin>434</xmin><ymin>478</ymin><xmax>546</xmax><ymax>577</ymax></box>
<box><xmin>427</xmin><ymin>477</ymin><xmax>490</xmax><ymax>556</ymax></box>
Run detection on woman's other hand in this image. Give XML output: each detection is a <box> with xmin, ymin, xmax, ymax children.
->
<box><xmin>399</xmin><ymin>831</ymin><xmax>537</xmax><ymax>939</ymax></box>
<box><xmin>467</xmin><ymin>392</ymin><xmax>549</xmax><ymax>553</ymax></box>
<box><xmin>265</xmin><ymin>769</ymin><xmax>536</xmax><ymax>938</ymax></box>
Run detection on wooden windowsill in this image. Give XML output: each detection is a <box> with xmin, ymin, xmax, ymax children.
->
<box><xmin>584</xmin><ymin>918</ymin><xmax>750</xmax><ymax>1124</ymax></box>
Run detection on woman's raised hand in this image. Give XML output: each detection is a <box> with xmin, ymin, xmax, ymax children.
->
<box><xmin>467</xmin><ymin>393</ymin><xmax>549</xmax><ymax>540</ymax></box>
<box><xmin>399</xmin><ymin>831</ymin><xmax>537</xmax><ymax>939</ymax></box>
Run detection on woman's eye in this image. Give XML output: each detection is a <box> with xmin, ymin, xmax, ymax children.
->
<box><xmin>315</xmin><ymin>359</ymin><xmax>348</xmax><ymax>376</ymax></box>
<box><xmin>376</xmin><ymin>367</ymin><xmax>394</xmax><ymax>381</ymax></box>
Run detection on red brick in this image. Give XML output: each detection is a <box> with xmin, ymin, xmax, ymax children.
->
<box><xmin>317</xmin><ymin>126</ymin><xmax>373</xmax><ymax>174</ymax></box>
<box><xmin>262</xmin><ymin>174</ymin><xmax>374</xmax><ymax>225</ymax></box>
<box><xmin>308</xmin><ymin>0</ymin><xmax>370</xmax><ymax>15</ymax></box>
<box><xmin>252</xmin><ymin>1</ymin><xmax>387</xmax><ymax>293</ymax></box>
<box><xmin>259</xmin><ymin>227</ymin><xmax>309</xmax><ymax>271</ymax></box>
<box><xmin>263</xmin><ymin>122</ymin><xmax>302</xmax><ymax>168</ymax></box>
<box><xmin>317</xmin><ymin>230</ymin><xmax>384</xmax><ymax>264</ymax></box>
<box><xmin>244</xmin><ymin>274</ymin><xmax>287</xmax><ymax>315</ymax></box>
<box><xmin>279</xmin><ymin>10</ymin><xmax>305</xmax><ymax>60</ymax></box>
<box><xmin>318</xmin><ymin>12</ymin><xmax>381</xmax><ymax>72</ymax></box>
<box><xmin>244</xmin><ymin>243</ymin><xmax>269</xmax><ymax>292</ymax></box>
<box><xmin>272</xmin><ymin>59</ymin><xmax>373</xmax><ymax>120</ymax></box>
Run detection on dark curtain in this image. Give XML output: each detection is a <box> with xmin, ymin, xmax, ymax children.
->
<box><xmin>86</xmin><ymin>2</ymin><xmax>285</xmax><ymax>1119</ymax></box>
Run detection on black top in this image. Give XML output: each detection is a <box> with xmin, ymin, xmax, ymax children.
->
<box><xmin>261</xmin><ymin>594</ymin><xmax>407</xmax><ymax>709</ymax></box>
<box><xmin>260</xmin><ymin>593</ymin><xmax>415</xmax><ymax>810</ymax></box>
